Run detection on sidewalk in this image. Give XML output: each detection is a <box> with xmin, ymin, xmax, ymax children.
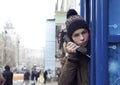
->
<box><xmin>36</xmin><ymin>81</ymin><xmax>58</xmax><ymax>85</ymax></box>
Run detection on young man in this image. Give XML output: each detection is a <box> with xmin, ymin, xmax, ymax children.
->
<box><xmin>58</xmin><ymin>9</ymin><xmax>90</xmax><ymax>85</ymax></box>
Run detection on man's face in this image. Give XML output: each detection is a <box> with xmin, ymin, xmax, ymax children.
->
<box><xmin>72</xmin><ymin>28</ymin><xmax>89</xmax><ymax>46</ymax></box>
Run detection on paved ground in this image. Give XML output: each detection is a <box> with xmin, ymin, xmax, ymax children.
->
<box><xmin>13</xmin><ymin>73</ymin><xmax>58</xmax><ymax>85</ymax></box>
<box><xmin>36</xmin><ymin>81</ymin><xmax>58</xmax><ymax>85</ymax></box>
<box><xmin>13</xmin><ymin>80</ymin><xmax>58</xmax><ymax>85</ymax></box>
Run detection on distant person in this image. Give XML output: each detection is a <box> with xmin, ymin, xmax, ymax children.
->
<box><xmin>31</xmin><ymin>67</ymin><xmax>36</xmax><ymax>85</ymax></box>
<box><xmin>43</xmin><ymin>70</ymin><xmax>48</xmax><ymax>84</ymax></box>
<box><xmin>40</xmin><ymin>70</ymin><xmax>44</xmax><ymax>83</ymax></box>
<box><xmin>0</xmin><ymin>72</ymin><xmax>6</xmax><ymax>85</ymax></box>
<box><xmin>35</xmin><ymin>70</ymin><xmax>41</xmax><ymax>82</ymax></box>
<box><xmin>31</xmin><ymin>67</ymin><xmax>36</xmax><ymax>81</ymax></box>
<box><xmin>23</xmin><ymin>69</ymin><xmax>30</xmax><ymax>85</ymax></box>
<box><xmin>47</xmin><ymin>72</ymin><xmax>51</xmax><ymax>82</ymax></box>
<box><xmin>3</xmin><ymin>65</ymin><xmax>13</xmax><ymax>85</ymax></box>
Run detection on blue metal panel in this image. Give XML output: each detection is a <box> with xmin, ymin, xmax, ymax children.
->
<box><xmin>96</xmin><ymin>0</ymin><xmax>102</xmax><ymax>84</ymax></box>
<box><xmin>102</xmin><ymin>0</ymin><xmax>109</xmax><ymax>84</ymax></box>
<box><xmin>108</xmin><ymin>35</ymin><xmax>120</xmax><ymax>43</ymax></box>
<box><xmin>86</xmin><ymin>0</ymin><xmax>90</xmax><ymax>25</ymax></box>
<box><xmin>80</xmin><ymin>0</ymin><xmax>84</xmax><ymax>17</ymax></box>
<box><xmin>108</xmin><ymin>0</ymin><xmax>120</xmax><ymax>85</ymax></box>
<box><xmin>108</xmin><ymin>0</ymin><xmax>120</xmax><ymax>35</ymax></box>
<box><xmin>96</xmin><ymin>0</ymin><xmax>108</xmax><ymax>85</ymax></box>
<box><xmin>108</xmin><ymin>44</ymin><xmax>120</xmax><ymax>85</ymax></box>
<box><xmin>90</xmin><ymin>0</ymin><xmax>96</xmax><ymax>85</ymax></box>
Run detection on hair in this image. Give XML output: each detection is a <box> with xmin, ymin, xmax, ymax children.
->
<box><xmin>5</xmin><ymin>65</ymin><xmax>10</xmax><ymax>71</ymax></box>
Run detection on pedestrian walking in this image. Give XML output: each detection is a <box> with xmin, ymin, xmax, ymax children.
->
<box><xmin>23</xmin><ymin>69</ymin><xmax>30</xmax><ymax>85</ymax></box>
<box><xmin>3</xmin><ymin>65</ymin><xmax>13</xmax><ymax>85</ymax></box>
<box><xmin>43</xmin><ymin>70</ymin><xmax>48</xmax><ymax>84</ymax></box>
<box><xmin>40</xmin><ymin>70</ymin><xmax>44</xmax><ymax>84</ymax></box>
<box><xmin>35</xmin><ymin>70</ymin><xmax>41</xmax><ymax>82</ymax></box>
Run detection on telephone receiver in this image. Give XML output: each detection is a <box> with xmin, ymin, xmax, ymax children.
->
<box><xmin>63</xmin><ymin>35</ymin><xmax>87</xmax><ymax>54</ymax></box>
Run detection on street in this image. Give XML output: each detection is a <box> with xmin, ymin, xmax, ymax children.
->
<box><xmin>36</xmin><ymin>81</ymin><xmax>58</xmax><ymax>85</ymax></box>
<box><xmin>13</xmin><ymin>73</ymin><xmax>58</xmax><ymax>85</ymax></box>
<box><xmin>13</xmin><ymin>80</ymin><xmax>23</xmax><ymax>85</ymax></box>
<box><xmin>13</xmin><ymin>80</ymin><xmax>58</xmax><ymax>85</ymax></box>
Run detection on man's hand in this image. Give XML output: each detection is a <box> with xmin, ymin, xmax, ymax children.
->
<box><xmin>66</xmin><ymin>42</ymin><xmax>80</xmax><ymax>53</ymax></box>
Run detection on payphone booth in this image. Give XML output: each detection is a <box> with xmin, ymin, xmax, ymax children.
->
<box><xmin>80</xmin><ymin>0</ymin><xmax>120</xmax><ymax>85</ymax></box>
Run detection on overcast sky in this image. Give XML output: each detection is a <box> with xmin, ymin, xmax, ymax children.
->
<box><xmin>0</xmin><ymin>0</ymin><xmax>56</xmax><ymax>49</ymax></box>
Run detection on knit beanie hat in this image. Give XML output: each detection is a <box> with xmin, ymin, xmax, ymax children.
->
<box><xmin>65</xmin><ymin>9</ymin><xmax>89</xmax><ymax>41</ymax></box>
<box><xmin>66</xmin><ymin>9</ymin><xmax>78</xmax><ymax>19</ymax></box>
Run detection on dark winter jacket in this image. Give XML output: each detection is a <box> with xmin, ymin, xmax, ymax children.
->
<box><xmin>3</xmin><ymin>70</ymin><xmax>13</xmax><ymax>85</ymax></box>
<box><xmin>24</xmin><ymin>71</ymin><xmax>30</xmax><ymax>80</ymax></box>
<box><xmin>58</xmin><ymin>52</ymin><xmax>90</xmax><ymax>85</ymax></box>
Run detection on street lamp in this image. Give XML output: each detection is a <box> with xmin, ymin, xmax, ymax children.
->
<box><xmin>3</xmin><ymin>21</ymin><xmax>14</xmax><ymax>66</ymax></box>
<box><xmin>3</xmin><ymin>30</ymin><xmax>7</xmax><ymax>66</ymax></box>
<box><xmin>17</xmin><ymin>39</ymin><xmax>20</xmax><ymax>71</ymax></box>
